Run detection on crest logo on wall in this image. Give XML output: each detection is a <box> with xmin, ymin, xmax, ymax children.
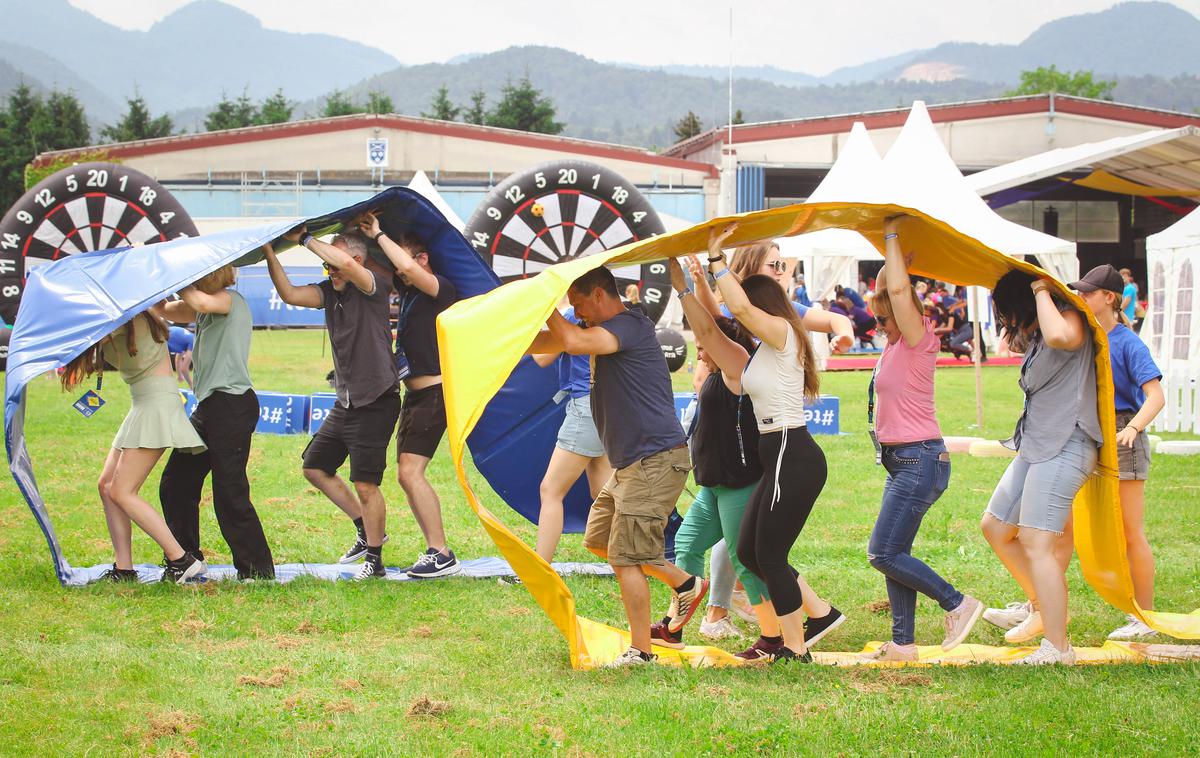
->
<box><xmin>366</xmin><ymin>138</ymin><xmax>389</xmax><ymax>168</ymax></box>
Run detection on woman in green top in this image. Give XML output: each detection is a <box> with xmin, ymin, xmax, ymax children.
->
<box><xmin>62</xmin><ymin>309</ymin><xmax>208</xmax><ymax>584</ymax></box>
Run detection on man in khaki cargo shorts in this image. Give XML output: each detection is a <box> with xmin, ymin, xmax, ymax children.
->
<box><xmin>527</xmin><ymin>266</ymin><xmax>708</xmax><ymax>667</ymax></box>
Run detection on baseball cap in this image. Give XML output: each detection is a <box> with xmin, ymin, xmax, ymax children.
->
<box><xmin>1068</xmin><ymin>264</ymin><xmax>1124</xmax><ymax>294</ymax></box>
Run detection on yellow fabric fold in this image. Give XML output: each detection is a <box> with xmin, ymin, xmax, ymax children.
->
<box><xmin>437</xmin><ymin>202</ymin><xmax>1200</xmax><ymax>670</ymax></box>
<box><xmin>1070</xmin><ymin>169</ymin><xmax>1200</xmax><ymax>197</ymax></box>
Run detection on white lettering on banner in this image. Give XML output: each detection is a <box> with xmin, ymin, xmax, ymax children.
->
<box><xmin>267</xmin><ymin>288</ymin><xmax>301</xmax><ymax>311</ymax></box>
<box><xmin>311</xmin><ymin>406</ymin><xmax>329</xmax><ymax>422</ymax></box>
<box><xmin>260</xmin><ymin>406</ymin><xmax>284</xmax><ymax>424</ymax></box>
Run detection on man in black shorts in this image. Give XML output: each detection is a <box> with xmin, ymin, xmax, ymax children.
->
<box><xmin>264</xmin><ymin>228</ymin><xmax>400</xmax><ymax>579</ymax></box>
<box><xmin>358</xmin><ymin>212</ymin><xmax>459</xmax><ymax>578</ymax></box>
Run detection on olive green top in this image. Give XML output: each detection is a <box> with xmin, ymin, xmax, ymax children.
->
<box><xmin>102</xmin><ymin>316</ymin><xmax>169</xmax><ymax>385</ymax></box>
<box><xmin>192</xmin><ymin>290</ymin><xmax>253</xmax><ymax>402</ymax></box>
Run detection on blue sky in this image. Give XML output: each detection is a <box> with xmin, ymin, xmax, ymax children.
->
<box><xmin>68</xmin><ymin>0</ymin><xmax>1200</xmax><ymax>74</ymax></box>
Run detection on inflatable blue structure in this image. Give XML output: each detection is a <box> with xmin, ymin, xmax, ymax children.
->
<box><xmin>4</xmin><ymin>188</ymin><xmax>593</xmax><ymax>584</ymax></box>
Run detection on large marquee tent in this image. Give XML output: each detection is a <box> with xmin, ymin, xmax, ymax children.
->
<box><xmin>1143</xmin><ymin>208</ymin><xmax>1200</xmax><ymax>432</ymax></box>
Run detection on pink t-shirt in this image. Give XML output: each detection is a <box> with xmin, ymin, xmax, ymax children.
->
<box><xmin>874</xmin><ymin>319</ymin><xmax>942</xmax><ymax>444</ymax></box>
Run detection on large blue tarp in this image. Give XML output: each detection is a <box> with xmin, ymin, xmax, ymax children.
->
<box><xmin>233</xmin><ymin>266</ymin><xmax>327</xmax><ymax>327</ymax></box>
<box><xmin>4</xmin><ymin>187</ymin><xmax>590</xmax><ymax>585</ymax></box>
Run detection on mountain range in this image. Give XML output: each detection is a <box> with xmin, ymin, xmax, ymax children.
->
<box><xmin>2</xmin><ymin>0</ymin><xmax>1199</xmax><ymax>147</ymax></box>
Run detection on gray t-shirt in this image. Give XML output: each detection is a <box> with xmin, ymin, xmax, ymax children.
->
<box><xmin>192</xmin><ymin>290</ymin><xmax>253</xmax><ymax>402</ymax></box>
<box><xmin>591</xmin><ymin>310</ymin><xmax>686</xmax><ymax>469</ymax></box>
<box><xmin>1010</xmin><ymin>327</ymin><xmax>1102</xmax><ymax>464</ymax></box>
<box><xmin>317</xmin><ymin>270</ymin><xmax>398</xmax><ymax>408</ymax></box>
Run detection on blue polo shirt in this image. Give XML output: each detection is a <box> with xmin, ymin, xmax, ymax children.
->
<box><xmin>1108</xmin><ymin>324</ymin><xmax>1161</xmax><ymax>412</ymax></box>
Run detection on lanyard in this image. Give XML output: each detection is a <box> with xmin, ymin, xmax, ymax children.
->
<box><xmin>867</xmin><ymin>361</ymin><xmax>882</xmax><ymax>464</ymax></box>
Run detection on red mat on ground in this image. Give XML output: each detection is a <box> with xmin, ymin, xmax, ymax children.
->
<box><xmin>826</xmin><ymin>354</ymin><xmax>1022</xmax><ymax>371</ymax></box>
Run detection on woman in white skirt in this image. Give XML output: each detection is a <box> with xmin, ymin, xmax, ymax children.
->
<box><xmin>62</xmin><ymin>309</ymin><xmax>208</xmax><ymax>583</ymax></box>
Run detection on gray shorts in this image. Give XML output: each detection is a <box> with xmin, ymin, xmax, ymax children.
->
<box><xmin>1115</xmin><ymin>410</ymin><xmax>1152</xmax><ymax>481</ymax></box>
<box><xmin>985</xmin><ymin>427</ymin><xmax>1099</xmax><ymax>534</ymax></box>
<box><xmin>556</xmin><ymin>395</ymin><xmax>605</xmax><ymax>458</ymax></box>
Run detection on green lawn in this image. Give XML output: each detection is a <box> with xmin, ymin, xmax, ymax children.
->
<box><xmin>2</xmin><ymin>330</ymin><xmax>1199</xmax><ymax>756</ymax></box>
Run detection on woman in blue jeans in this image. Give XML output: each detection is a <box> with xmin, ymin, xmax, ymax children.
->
<box><xmin>861</xmin><ymin>217</ymin><xmax>983</xmax><ymax>661</ymax></box>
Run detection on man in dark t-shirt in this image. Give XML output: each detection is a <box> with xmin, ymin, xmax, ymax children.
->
<box><xmin>358</xmin><ymin>212</ymin><xmax>460</xmax><ymax>579</ymax></box>
<box><xmin>526</xmin><ymin>265</ymin><xmax>706</xmax><ymax>667</ymax></box>
<box><xmin>264</xmin><ymin>229</ymin><xmax>400</xmax><ymax>580</ymax></box>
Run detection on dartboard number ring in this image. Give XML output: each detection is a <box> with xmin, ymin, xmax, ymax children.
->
<box><xmin>0</xmin><ymin>162</ymin><xmax>197</xmax><ymax>324</ymax></box>
<box><xmin>464</xmin><ymin>160</ymin><xmax>670</xmax><ymax>322</ymax></box>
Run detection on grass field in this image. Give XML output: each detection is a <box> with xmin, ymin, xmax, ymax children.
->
<box><xmin>2</xmin><ymin>329</ymin><xmax>1199</xmax><ymax>756</ymax></box>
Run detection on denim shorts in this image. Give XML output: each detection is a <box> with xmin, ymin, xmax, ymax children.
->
<box><xmin>556</xmin><ymin>395</ymin><xmax>605</xmax><ymax>458</ymax></box>
<box><xmin>985</xmin><ymin>426</ymin><xmax>1099</xmax><ymax>534</ymax></box>
<box><xmin>1115</xmin><ymin>410</ymin><xmax>1151</xmax><ymax>481</ymax></box>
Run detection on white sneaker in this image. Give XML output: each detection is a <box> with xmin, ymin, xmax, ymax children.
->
<box><xmin>699</xmin><ymin>616</ymin><xmax>743</xmax><ymax>641</ymax></box>
<box><xmin>1108</xmin><ymin>615</ymin><xmax>1159</xmax><ymax>641</ymax></box>
<box><xmin>1014</xmin><ymin>638</ymin><xmax>1076</xmax><ymax>665</ymax></box>
<box><xmin>730</xmin><ymin>589</ymin><xmax>758</xmax><ymax>624</ymax></box>
<box><xmin>983</xmin><ymin>601</ymin><xmax>1031</xmax><ymax>630</ymax></box>
<box><xmin>1004</xmin><ymin>610</ymin><xmax>1044</xmax><ymax>644</ymax></box>
<box><xmin>605</xmin><ymin>646</ymin><xmax>654</xmax><ymax>668</ymax></box>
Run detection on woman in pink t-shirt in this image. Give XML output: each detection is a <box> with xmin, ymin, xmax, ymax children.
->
<box><xmin>860</xmin><ymin>217</ymin><xmax>983</xmax><ymax>661</ymax></box>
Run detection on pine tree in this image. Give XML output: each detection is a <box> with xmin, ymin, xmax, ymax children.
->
<box><xmin>204</xmin><ymin>90</ymin><xmax>258</xmax><ymax>131</ymax></box>
<box><xmin>422</xmin><ymin>85</ymin><xmax>460</xmax><ymax>121</ymax></box>
<box><xmin>255</xmin><ymin>89</ymin><xmax>293</xmax><ymax>125</ymax></box>
<box><xmin>485</xmin><ymin>76</ymin><xmax>563</xmax><ymax>134</ymax></box>
<box><xmin>732</xmin><ymin>109</ymin><xmax>745</xmax><ymax>125</ymax></box>
<box><xmin>366</xmin><ymin>90</ymin><xmax>394</xmax><ymax>115</ymax></box>
<box><xmin>0</xmin><ymin>84</ymin><xmax>92</xmax><ymax>209</ymax></box>
<box><xmin>462</xmin><ymin>89</ymin><xmax>487</xmax><ymax>125</ymax></box>
<box><xmin>673</xmin><ymin>110</ymin><xmax>703</xmax><ymax>141</ymax></box>
<box><xmin>323</xmin><ymin>89</ymin><xmax>363</xmax><ymax>117</ymax></box>
<box><xmin>100</xmin><ymin>92</ymin><xmax>173</xmax><ymax>142</ymax></box>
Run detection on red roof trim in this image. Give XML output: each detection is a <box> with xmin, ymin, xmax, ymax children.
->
<box><xmin>665</xmin><ymin>95</ymin><xmax>1200</xmax><ymax>157</ymax></box>
<box><xmin>35</xmin><ymin>114</ymin><xmax>717</xmax><ymax>178</ymax></box>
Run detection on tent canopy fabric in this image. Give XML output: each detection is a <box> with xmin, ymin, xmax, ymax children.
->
<box><xmin>1073</xmin><ymin>169</ymin><xmax>1200</xmax><ymax>197</ymax></box>
<box><xmin>1143</xmin><ymin>208</ymin><xmax>1200</xmax><ymax>432</ymax></box>
<box><xmin>966</xmin><ymin>126</ymin><xmax>1200</xmax><ymax>197</ymax></box>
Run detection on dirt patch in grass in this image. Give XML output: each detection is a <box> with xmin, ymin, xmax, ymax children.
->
<box><xmin>326</xmin><ymin>698</ymin><xmax>356</xmax><ymax>714</ymax></box>
<box><xmin>864</xmin><ymin>599</ymin><xmax>891</xmax><ymax>614</ymax></box>
<box><xmin>794</xmin><ymin>702</ymin><xmax>830</xmax><ymax>717</ymax></box>
<box><xmin>505</xmin><ymin>606</ymin><xmax>532</xmax><ymax>616</ymax></box>
<box><xmin>412</xmin><ymin>625</ymin><xmax>434</xmax><ymax>638</ymax></box>
<box><xmin>407</xmin><ymin>696</ymin><xmax>451</xmax><ymax>718</ymax></box>
<box><xmin>296</xmin><ymin>619</ymin><xmax>319</xmax><ymax>634</ymax></box>
<box><xmin>133</xmin><ymin>709</ymin><xmax>200</xmax><ymax>748</ymax></box>
<box><xmin>162</xmin><ymin>615</ymin><xmax>211</xmax><ymax>635</ymax></box>
<box><xmin>269</xmin><ymin>634</ymin><xmax>305</xmax><ymax>650</ymax></box>
<box><xmin>237</xmin><ymin>666</ymin><xmax>297</xmax><ymax>688</ymax></box>
<box><xmin>848</xmin><ymin>668</ymin><xmax>933</xmax><ymax>693</ymax></box>
<box><xmin>337</xmin><ymin>678</ymin><xmax>363</xmax><ymax>691</ymax></box>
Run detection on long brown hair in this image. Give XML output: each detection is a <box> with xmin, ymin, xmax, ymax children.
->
<box><xmin>729</xmin><ymin>241</ymin><xmax>779</xmax><ymax>281</ymax></box>
<box><xmin>741</xmin><ymin>274</ymin><xmax>820</xmax><ymax>401</ymax></box>
<box><xmin>61</xmin><ymin>312</ymin><xmax>168</xmax><ymax>391</ymax></box>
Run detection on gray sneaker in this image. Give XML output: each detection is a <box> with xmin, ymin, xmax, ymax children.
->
<box><xmin>982</xmin><ymin>600</ymin><xmax>1031</xmax><ymax>630</ymax></box>
<box><xmin>942</xmin><ymin>595</ymin><xmax>984</xmax><ymax>650</ymax></box>
<box><xmin>1014</xmin><ymin>638</ymin><xmax>1076</xmax><ymax>666</ymax></box>
<box><xmin>605</xmin><ymin>646</ymin><xmax>654</xmax><ymax>668</ymax></box>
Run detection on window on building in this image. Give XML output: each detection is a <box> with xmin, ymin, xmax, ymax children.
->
<box><xmin>1174</xmin><ymin>260</ymin><xmax>1193</xmax><ymax>361</ymax></box>
<box><xmin>1151</xmin><ymin>261</ymin><xmax>1167</xmax><ymax>357</ymax></box>
<box><xmin>994</xmin><ymin>200</ymin><xmax>1119</xmax><ymax>243</ymax></box>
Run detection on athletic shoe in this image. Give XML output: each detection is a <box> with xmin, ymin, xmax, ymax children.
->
<box><xmin>162</xmin><ymin>553</ymin><xmax>206</xmax><ymax>584</ymax></box>
<box><xmin>734</xmin><ymin>636</ymin><xmax>787</xmax><ymax>663</ymax></box>
<box><xmin>942</xmin><ymin>595</ymin><xmax>985</xmax><ymax>650</ymax></box>
<box><xmin>859</xmin><ymin>641</ymin><xmax>919</xmax><ymax>662</ymax></box>
<box><xmin>1108</xmin><ymin>615</ymin><xmax>1159</xmax><ymax>641</ymax></box>
<box><xmin>606</xmin><ymin>646</ymin><xmax>654</xmax><ymax>668</ymax></box>
<box><xmin>803</xmin><ymin>606</ymin><xmax>846</xmax><ymax>647</ymax></box>
<box><xmin>352</xmin><ymin>556</ymin><xmax>386</xmax><ymax>580</ymax></box>
<box><xmin>982</xmin><ymin>601</ymin><xmax>1031</xmax><ymax>630</ymax></box>
<box><xmin>650</xmin><ymin>619</ymin><xmax>685</xmax><ymax>650</ymax></box>
<box><xmin>770</xmin><ymin>646</ymin><xmax>813</xmax><ymax>664</ymax></box>
<box><xmin>1013</xmin><ymin>638</ymin><xmax>1076</xmax><ymax>666</ymax></box>
<box><xmin>668</xmin><ymin>576</ymin><xmax>710</xmax><ymax>632</ymax></box>
<box><xmin>699</xmin><ymin>616</ymin><xmax>743</xmax><ymax>641</ymax></box>
<box><xmin>730</xmin><ymin>588</ymin><xmax>758</xmax><ymax>624</ymax></box>
<box><xmin>407</xmin><ymin>547</ymin><xmax>461</xmax><ymax>579</ymax></box>
<box><xmin>338</xmin><ymin>533</ymin><xmax>389</xmax><ymax>564</ymax></box>
<box><xmin>100</xmin><ymin>565</ymin><xmax>138</xmax><ymax>583</ymax></box>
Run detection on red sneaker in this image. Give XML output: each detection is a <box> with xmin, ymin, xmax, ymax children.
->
<box><xmin>668</xmin><ymin>576</ymin><xmax>710</xmax><ymax>632</ymax></box>
<box><xmin>734</xmin><ymin>635</ymin><xmax>787</xmax><ymax>663</ymax></box>
<box><xmin>650</xmin><ymin>619</ymin><xmax>685</xmax><ymax>650</ymax></box>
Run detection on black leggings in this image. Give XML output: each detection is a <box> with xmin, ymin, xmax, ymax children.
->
<box><xmin>736</xmin><ymin>426</ymin><xmax>827</xmax><ymax>617</ymax></box>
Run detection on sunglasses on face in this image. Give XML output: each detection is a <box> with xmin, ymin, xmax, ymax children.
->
<box><xmin>875</xmin><ymin>315</ymin><xmax>890</xmax><ymax>326</ymax></box>
<box><xmin>766</xmin><ymin>260</ymin><xmax>787</xmax><ymax>273</ymax></box>
<box><xmin>322</xmin><ymin>262</ymin><xmax>340</xmax><ymax>273</ymax></box>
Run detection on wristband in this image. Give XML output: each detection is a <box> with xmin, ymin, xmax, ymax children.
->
<box><xmin>884</xmin><ymin>233</ymin><xmax>898</xmax><ymax>241</ymax></box>
<box><xmin>713</xmin><ymin>267</ymin><xmax>731</xmax><ymax>280</ymax></box>
<box><xmin>373</xmin><ymin>231</ymin><xmax>386</xmax><ymax>243</ymax></box>
<box><xmin>299</xmin><ymin>232</ymin><xmax>313</xmax><ymax>247</ymax></box>
<box><xmin>676</xmin><ymin>287</ymin><xmax>693</xmax><ymax>300</ymax></box>
<box><xmin>707</xmin><ymin>255</ymin><xmax>725</xmax><ymax>265</ymax></box>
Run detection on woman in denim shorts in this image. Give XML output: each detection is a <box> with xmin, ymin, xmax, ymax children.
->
<box><xmin>530</xmin><ymin>305</ymin><xmax>612</xmax><ymax>561</ymax></box>
<box><xmin>859</xmin><ymin>217</ymin><xmax>984</xmax><ymax>661</ymax></box>
<box><xmin>980</xmin><ymin>270</ymin><xmax>1102</xmax><ymax>665</ymax></box>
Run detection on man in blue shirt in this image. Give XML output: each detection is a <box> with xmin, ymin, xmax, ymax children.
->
<box><xmin>527</xmin><ymin>265</ymin><xmax>707</xmax><ymax>667</ymax></box>
<box><xmin>1120</xmin><ymin>268</ymin><xmax>1139</xmax><ymax>325</ymax></box>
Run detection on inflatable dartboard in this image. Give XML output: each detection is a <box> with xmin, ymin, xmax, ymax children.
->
<box><xmin>0</xmin><ymin>162</ymin><xmax>197</xmax><ymax>324</ymax></box>
<box><xmin>464</xmin><ymin>160</ymin><xmax>670</xmax><ymax>322</ymax></box>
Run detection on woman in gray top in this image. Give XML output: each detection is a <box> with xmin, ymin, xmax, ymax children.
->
<box><xmin>979</xmin><ymin>270</ymin><xmax>1101</xmax><ymax>665</ymax></box>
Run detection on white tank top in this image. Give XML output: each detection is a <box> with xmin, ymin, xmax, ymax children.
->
<box><xmin>740</xmin><ymin>326</ymin><xmax>807</xmax><ymax>432</ymax></box>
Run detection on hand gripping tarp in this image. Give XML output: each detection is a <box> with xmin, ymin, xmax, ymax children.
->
<box><xmin>4</xmin><ymin>186</ymin><xmax>589</xmax><ymax>584</ymax></box>
<box><xmin>437</xmin><ymin>114</ymin><xmax>1200</xmax><ymax>670</ymax></box>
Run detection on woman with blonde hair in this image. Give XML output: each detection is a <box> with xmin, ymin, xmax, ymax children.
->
<box><xmin>159</xmin><ymin>264</ymin><xmax>275</xmax><ymax>580</ymax></box>
<box><xmin>63</xmin><ymin>309</ymin><xmax>207</xmax><ymax>583</ymax></box>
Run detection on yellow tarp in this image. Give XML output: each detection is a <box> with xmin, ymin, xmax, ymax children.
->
<box><xmin>437</xmin><ymin>202</ymin><xmax>1200</xmax><ymax>669</ymax></box>
<box><xmin>1071</xmin><ymin>169</ymin><xmax>1200</xmax><ymax>197</ymax></box>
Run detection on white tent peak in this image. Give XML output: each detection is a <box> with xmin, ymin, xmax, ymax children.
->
<box><xmin>807</xmin><ymin>121</ymin><xmax>885</xmax><ymax>204</ymax></box>
<box><xmin>407</xmin><ymin>170</ymin><xmax>466</xmax><ymax>232</ymax></box>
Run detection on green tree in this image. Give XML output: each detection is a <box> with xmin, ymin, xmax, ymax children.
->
<box><xmin>732</xmin><ymin>109</ymin><xmax>745</xmax><ymax>125</ymax></box>
<box><xmin>100</xmin><ymin>92</ymin><xmax>173</xmax><ymax>142</ymax></box>
<box><xmin>486</xmin><ymin>76</ymin><xmax>563</xmax><ymax>134</ymax></box>
<box><xmin>323</xmin><ymin>89</ymin><xmax>364</xmax><ymax>117</ymax></box>
<box><xmin>673</xmin><ymin>110</ymin><xmax>703</xmax><ymax>141</ymax></box>
<box><xmin>0</xmin><ymin>84</ymin><xmax>93</xmax><ymax>209</ymax></box>
<box><xmin>205</xmin><ymin>91</ymin><xmax>257</xmax><ymax>131</ymax></box>
<box><xmin>1006</xmin><ymin>65</ymin><xmax>1116</xmax><ymax>100</ymax></box>
<box><xmin>422</xmin><ymin>85</ymin><xmax>460</xmax><ymax>121</ymax></box>
<box><xmin>366</xmin><ymin>90</ymin><xmax>394</xmax><ymax>115</ymax></box>
<box><xmin>255</xmin><ymin>89</ymin><xmax>293</xmax><ymax>125</ymax></box>
<box><xmin>462</xmin><ymin>89</ymin><xmax>487</xmax><ymax>125</ymax></box>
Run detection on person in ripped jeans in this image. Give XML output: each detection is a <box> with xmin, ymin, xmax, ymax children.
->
<box><xmin>526</xmin><ymin>265</ymin><xmax>704</xmax><ymax>668</ymax></box>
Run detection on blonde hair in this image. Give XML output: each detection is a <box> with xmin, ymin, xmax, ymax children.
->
<box><xmin>193</xmin><ymin>264</ymin><xmax>235</xmax><ymax>294</ymax></box>
<box><xmin>624</xmin><ymin>283</ymin><xmax>641</xmax><ymax>304</ymax></box>
<box><xmin>869</xmin><ymin>284</ymin><xmax>923</xmax><ymax>322</ymax></box>
<box><xmin>729</xmin><ymin>241</ymin><xmax>779</xmax><ymax>281</ymax></box>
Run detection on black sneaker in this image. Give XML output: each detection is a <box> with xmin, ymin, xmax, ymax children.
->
<box><xmin>772</xmin><ymin>646</ymin><xmax>814</xmax><ymax>664</ymax></box>
<box><xmin>338</xmin><ymin>533</ymin><xmax>389</xmax><ymax>564</ymax></box>
<box><xmin>803</xmin><ymin>606</ymin><xmax>846</xmax><ymax>648</ymax></box>
<box><xmin>407</xmin><ymin>547</ymin><xmax>460</xmax><ymax>579</ymax></box>
<box><xmin>100</xmin><ymin>565</ymin><xmax>138</xmax><ymax>583</ymax></box>
<box><xmin>162</xmin><ymin>553</ymin><xmax>206</xmax><ymax>584</ymax></box>
<box><xmin>352</xmin><ymin>555</ymin><xmax>386</xmax><ymax>580</ymax></box>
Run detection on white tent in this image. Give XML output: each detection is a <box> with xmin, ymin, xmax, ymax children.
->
<box><xmin>407</xmin><ymin>170</ymin><xmax>466</xmax><ymax>232</ymax></box>
<box><xmin>1144</xmin><ymin>209</ymin><xmax>1200</xmax><ymax>432</ymax></box>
